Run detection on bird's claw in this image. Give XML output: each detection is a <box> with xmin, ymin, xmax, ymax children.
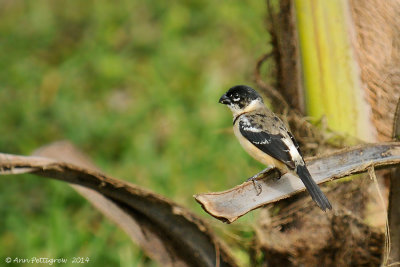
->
<box><xmin>247</xmin><ymin>176</ymin><xmax>262</xmax><ymax>196</ymax></box>
<box><xmin>246</xmin><ymin>166</ymin><xmax>279</xmax><ymax>196</ymax></box>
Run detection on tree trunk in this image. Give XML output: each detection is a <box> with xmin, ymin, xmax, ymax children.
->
<box><xmin>257</xmin><ymin>0</ymin><xmax>400</xmax><ymax>265</ymax></box>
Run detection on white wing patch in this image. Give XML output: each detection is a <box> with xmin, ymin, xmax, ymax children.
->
<box><xmin>241</xmin><ymin>116</ymin><xmax>262</xmax><ymax>132</ymax></box>
<box><xmin>281</xmin><ymin>137</ymin><xmax>303</xmax><ymax>165</ymax></box>
<box><xmin>253</xmin><ymin>139</ymin><xmax>270</xmax><ymax>145</ymax></box>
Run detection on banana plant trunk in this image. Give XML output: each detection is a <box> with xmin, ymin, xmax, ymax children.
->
<box><xmin>258</xmin><ymin>0</ymin><xmax>400</xmax><ymax>265</ymax></box>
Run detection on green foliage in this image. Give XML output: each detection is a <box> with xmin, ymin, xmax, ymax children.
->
<box><xmin>0</xmin><ymin>0</ymin><xmax>266</xmax><ymax>265</ymax></box>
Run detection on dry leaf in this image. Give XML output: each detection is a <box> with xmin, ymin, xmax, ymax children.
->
<box><xmin>0</xmin><ymin>141</ymin><xmax>238</xmax><ymax>267</ymax></box>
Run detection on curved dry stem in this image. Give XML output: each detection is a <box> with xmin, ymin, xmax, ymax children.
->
<box><xmin>254</xmin><ymin>52</ymin><xmax>290</xmax><ymax>114</ymax></box>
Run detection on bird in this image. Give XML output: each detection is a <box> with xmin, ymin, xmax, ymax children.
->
<box><xmin>219</xmin><ymin>85</ymin><xmax>332</xmax><ymax>211</ymax></box>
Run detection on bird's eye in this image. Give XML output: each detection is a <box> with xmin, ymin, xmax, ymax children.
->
<box><xmin>233</xmin><ymin>93</ymin><xmax>240</xmax><ymax>101</ymax></box>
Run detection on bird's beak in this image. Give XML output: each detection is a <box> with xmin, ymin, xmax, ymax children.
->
<box><xmin>219</xmin><ymin>94</ymin><xmax>230</xmax><ymax>105</ymax></box>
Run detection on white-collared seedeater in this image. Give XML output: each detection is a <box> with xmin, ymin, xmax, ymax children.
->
<box><xmin>219</xmin><ymin>85</ymin><xmax>332</xmax><ymax>211</ymax></box>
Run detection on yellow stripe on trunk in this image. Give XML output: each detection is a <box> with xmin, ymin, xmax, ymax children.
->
<box><xmin>294</xmin><ymin>0</ymin><xmax>375</xmax><ymax>141</ymax></box>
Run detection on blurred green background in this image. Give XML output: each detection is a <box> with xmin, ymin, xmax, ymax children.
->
<box><xmin>0</xmin><ymin>0</ymin><xmax>268</xmax><ymax>266</ymax></box>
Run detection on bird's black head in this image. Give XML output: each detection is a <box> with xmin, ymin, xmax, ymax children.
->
<box><xmin>219</xmin><ymin>85</ymin><xmax>263</xmax><ymax>110</ymax></box>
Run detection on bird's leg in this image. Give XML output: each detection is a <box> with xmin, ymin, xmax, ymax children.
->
<box><xmin>247</xmin><ymin>166</ymin><xmax>274</xmax><ymax>180</ymax></box>
<box><xmin>246</xmin><ymin>166</ymin><xmax>274</xmax><ymax>196</ymax></box>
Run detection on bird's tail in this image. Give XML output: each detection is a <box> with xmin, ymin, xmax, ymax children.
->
<box><xmin>296</xmin><ymin>164</ymin><xmax>332</xmax><ymax>211</ymax></box>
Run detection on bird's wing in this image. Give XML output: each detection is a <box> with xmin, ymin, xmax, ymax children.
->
<box><xmin>238</xmin><ymin>116</ymin><xmax>296</xmax><ymax>169</ymax></box>
<box><xmin>288</xmin><ymin>131</ymin><xmax>303</xmax><ymax>157</ymax></box>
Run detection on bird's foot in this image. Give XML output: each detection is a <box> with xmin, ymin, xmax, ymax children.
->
<box><xmin>247</xmin><ymin>176</ymin><xmax>262</xmax><ymax>196</ymax></box>
<box><xmin>246</xmin><ymin>166</ymin><xmax>274</xmax><ymax>196</ymax></box>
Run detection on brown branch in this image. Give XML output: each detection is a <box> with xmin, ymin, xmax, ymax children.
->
<box><xmin>0</xmin><ymin>142</ymin><xmax>238</xmax><ymax>267</ymax></box>
<box><xmin>254</xmin><ymin>52</ymin><xmax>290</xmax><ymax>114</ymax></box>
<box><xmin>195</xmin><ymin>142</ymin><xmax>400</xmax><ymax>223</ymax></box>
